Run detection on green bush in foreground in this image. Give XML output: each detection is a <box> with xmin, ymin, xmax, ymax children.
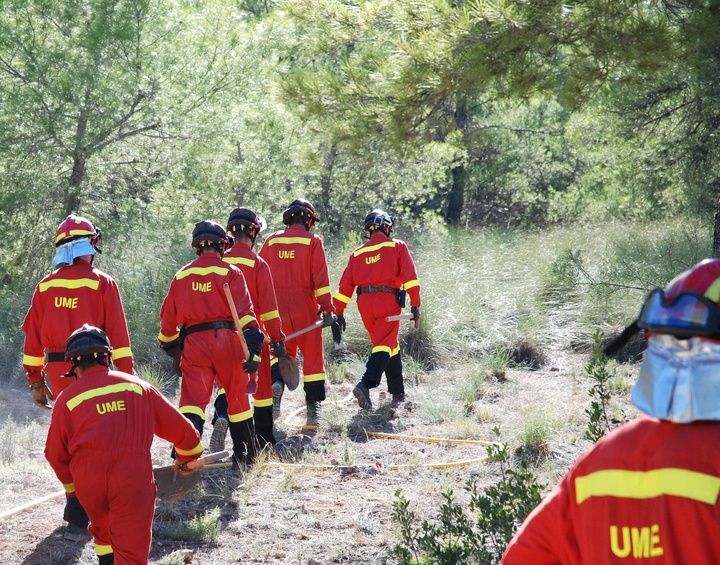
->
<box><xmin>386</xmin><ymin>429</ymin><xmax>545</xmax><ymax>565</ymax></box>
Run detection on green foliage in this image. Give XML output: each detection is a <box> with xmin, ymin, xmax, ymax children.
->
<box><xmin>584</xmin><ymin>332</ymin><xmax>628</xmax><ymax>443</ymax></box>
<box><xmin>153</xmin><ymin>507</ymin><xmax>221</xmax><ymax>542</ymax></box>
<box><xmin>387</xmin><ymin>429</ymin><xmax>545</xmax><ymax>565</ymax></box>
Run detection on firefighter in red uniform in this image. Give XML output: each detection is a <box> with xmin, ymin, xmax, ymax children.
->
<box><xmin>210</xmin><ymin>207</ymin><xmax>286</xmax><ymax>451</ymax></box>
<box><xmin>503</xmin><ymin>258</ymin><xmax>720</xmax><ymax>565</ymax></box>
<box><xmin>333</xmin><ymin>210</ymin><xmax>420</xmax><ymax>409</ymax></box>
<box><xmin>45</xmin><ymin>325</ymin><xmax>203</xmax><ymax>565</ymax></box>
<box><xmin>21</xmin><ymin>214</ymin><xmax>135</xmax><ymax>540</ymax></box>
<box><xmin>258</xmin><ymin>199</ymin><xmax>335</xmax><ymax>425</ymax></box>
<box><xmin>158</xmin><ymin>220</ymin><xmax>264</xmax><ymax>468</ymax></box>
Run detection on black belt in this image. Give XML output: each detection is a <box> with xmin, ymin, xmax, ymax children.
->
<box><xmin>46</xmin><ymin>352</ymin><xmax>66</xmax><ymax>363</ymax></box>
<box><xmin>184</xmin><ymin>320</ymin><xmax>236</xmax><ymax>336</ymax></box>
<box><xmin>357</xmin><ymin>285</ymin><xmax>398</xmax><ymax>296</ymax></box>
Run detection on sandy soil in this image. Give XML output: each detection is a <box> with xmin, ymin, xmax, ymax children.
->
<box><xmin>0</xmin><ymin>348</ymin><xmax>631</xmax><ymax>564</ymax></box>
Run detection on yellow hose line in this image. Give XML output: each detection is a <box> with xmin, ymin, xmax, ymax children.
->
<box><xmin>266</xmin><ymin>458</ymin><xmax>489</xmax><ymax>471</ymax></box>
<box><xmin>0</xmin><ymin>490</ymin><xmax>65</xmax><ymax>520</ymax></box>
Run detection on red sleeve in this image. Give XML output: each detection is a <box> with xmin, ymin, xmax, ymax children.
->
<box><xmin>229</xmin><ymin>267</ymin><xmax>259</xmax><ymax>331</ymax></box>
<box><xmin>256</xmin><ymin>259</ymin><xmax>284</xmax><ymax>342</ymax></box>
<box><xmin>44</xmin><ymin>401</ymin><xmax>75</xmax><ymax>491</ymax></box>
<box><xmin>21</xmin><ymin>284</ymin><xmax>45</xmax><ymax>385</ymax></box>
<box><xmin>502</xmin><ymin>477</ymin><xmax>572</xmax><ymax>565</ymax></box>
<box><xmin>149</xmin><ymin>385</ymin><xmax>203</xmax><ymax>462</ymax></box>
<box><xmin>311</xmin><ymin>236</ymin><xmax>333</xmax><ymax>312</ymax></box>
<box><xmin>332</xmin><ymin>256</ymin><xmax>356</xmax><ymax>315</ymax></box>
<box><xmin>158</xmin><ymin>277</ymin><xmax>181</xmax><ymax>345</ymax></box>
<box><xmin>398</xmin><ymin>242</ymin><xmax>421</xmax><ymax>307</ymax></box>
<box><xmin>100</xmin><ymin>274</ymin><xmax>135</xmax><ymax>374</ymax></box>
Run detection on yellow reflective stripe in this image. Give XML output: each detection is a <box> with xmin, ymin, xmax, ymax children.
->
<box><xmin>334</xmin><ymin>292</ymin><xmax>351</xmax><ymax>304</ymax></box>
<box><xmin>255</xmin><ymin>398</ymin><xmax>273</xmax><ymax>408</ymax></box>
<box><xmin>96</xmin><ymin>544</ymin><xmax>113</xmax><ymax>557</ymax></box>
<box><xmin>391</xmin><ymin>345</ymin><xmax>401</xmax><ymax>356</ymax></box>
<box><xmin>706</xmin><ymin>279</ymin><xmax>720</xmax><ymax>302</ymax></box>
<box><xmin>175</xmin><ymin>442</ymin><xmax>204</xmax><ymax>457</ymax></box>
<box><xmin>353</xmin><ymin>241</ymin><xmax>396</xmax><ymax>257</ymax></box>
<box><xmin>270</xmin><ymin>357</ymin><xmax>278</xmax><ymax>366</ymax></box>
<box><xmin>404</xmin><ymin>279</ymin><xmax>420</xmax><ymax>290</ymax></box>
<box><xmin>303</xmin><ymin>372</ymin><xmax>325</xmax><ymax>383</ymax></box>
<box><xmin>111</xmin><ymin>347</ymin><xmax>132</xmax><ymax>361</ymax></box>
<box><xmin>67</xmin><ymin>382</ymin><xmax>144</xmax><ymax>411</ymax></box>
<box><xmin>158</xmin><ymin>331</ymin><xmax>180</xmax><ymax>343</ymax></box>
<box><xmin>218</xmin><ymin>388</ymin><xmax>226</xmax><ymax>395</ymax></box>
<box><xmin>239</xmin><ymin>315</ymin><xmax>255</xmax><ymax>328</ymax></box>
<box><xmin>175</xmin><ymin>266</ymin><xmax>229</xmax><ymax>280</ymax></box>
<box><xmin>229</xmin><ymin>408</ymin><xmax>253</xmax><ymax>422</ymax></box>
<box><xmin>315</xmin><ymin>286</ymin><xmax>331</xmax><ymax>297</ymax></box>
<box><xmin>63</xmin><ymin>483</ymin><xmax>75</xmax><ymax>494</ymax></box>
<box><xmin>56</xmin><ymin>229</ymin><xmax>94</xmax><ymax>244</ymax></box>
<box><xmin>372</xmin><ymin>345</ymin><xmax>392</xmax><ymax>355</ymax></box>
<box><xmin>575</xmin><ymin>469</ymin><xmax>720</xmax><ymax>505</ymax></box>
<box><xmin>260</xmin><ymin>310</ymin><xmax>280</xmax><ymax>322</ymax></box>
<box><xmin>39</xmin><ymin>278</ymin><xmax>100</xmax><ymax>292</ymax></box>
<box><xmin>267</xmin><ymin>237</ymin><xmax>311</xmax><ymax>246</ymax></box>
<box><xmin>223</xmin><ymin>257</ymin><xmax>256</xmax><ymax>268</ymax></box>
<box><xmin>23</xmin><ymin>354</ymin><xmax>45</xmax><ymax>367</ymax></box>
<box><xmin>180</xmin><ymin>406</ymin><xmax>206</xmax><ymax>420</ymax></box>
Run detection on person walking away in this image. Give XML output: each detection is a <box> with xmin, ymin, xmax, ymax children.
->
<box><xmin>333</xmin><ymin>209</ymin><xmax>420</xmax><ymax>410</ymax></box>
<box><xmin>258</xmin><ymin>199</ymin><xmax>335</xmax><ymax>425</ymax></box>
<box><xmin>503</xmin><ymin>257</ymin><xmax>720</xmax><ymax>564</ymax></box>
<box><xmin>211</xmin><ymin>207</ymin><xmax>286</xmax><ymax>451</ymax></box>
<box><xmin>45</xmin><ymin>325</ymin><xmax>203</xmax><ymax>565</ymax></box>
<box><xmin>158</xmin><ymin>220</ymin><xmax>264</xmax><ymax>468</ymax></box>
<box><xmin>21</xmin><ymin>214</ymin><xmax>135</xmax><ymax>541</ymax></box>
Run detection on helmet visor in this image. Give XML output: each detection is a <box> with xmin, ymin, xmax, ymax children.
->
<box><xmin>638</xmin><ymin>288</ymin><xmax>720</xmax><ymax>337</ymax></box>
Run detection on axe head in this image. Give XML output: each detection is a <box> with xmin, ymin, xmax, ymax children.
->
<box><xmin>277</xmin><ymin>355</ymin><xmax>300</xmax><ymax>391</ymax></box>
<box><xmin>154</xmin><ymin>450</ymin><xmax>230</xmax><ymax>502</ymax></box>
<box><xmin>245</xmin><ymin>374</ymin><xmax>258</xmax><ymax>395</ymax></box>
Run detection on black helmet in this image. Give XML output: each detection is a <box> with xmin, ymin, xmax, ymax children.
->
<box><xmin>364</xmin><ymin>209</ymin><xmax>394</xmax><ymax>234</ymax></box>
<box><xmin>191</xmin><ymin>220</ymin><xmax>230</xmax><ymax>251</ymax></box>
<box><xmin>227</xmin><ymin>207</ymin><xmax>266</xmax><ymax>232</ymax></box>
<box><xmin>65</xmin><ymin>324</ymin><xmax>113</xmax><ymax>363</ymax></box>
<box><xmin>282</xmin><ymin>198</ymin><xmax>319</xmax><ymax>227</ymax></box>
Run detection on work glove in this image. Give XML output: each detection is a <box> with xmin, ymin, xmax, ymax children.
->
<box><xmin>321</xmin><ymin>310</ymin><xmax>336</xmax><ymax>328</ymax></box>
<box><xmin>243</xmin><ymin>354</ymin><xmax>261</xmax><ymax>375</ymax></box>
<box><xmin>159</xmin><ymin>338</ymin><xmax>181</xmax><ymax>359</ymax></box>
<box><xmin>336</xmin><ymin>313</ymin><xmax>346</xmax><ymax>332</ymax></box>
<box><xmin>30</xmin><ymin>380</ymin><xmax>54</xmax><ymax>410</ymax></box>
<box><xmin>270</xmin><ymin>340</ymin><xmax>287</xmax><ymax>359</ymax></box>
<box><xmin>173</xmin><ymin>458</ymin><xmax>199</xmax><ymax>477</ymax></box>
<box><xmin>242</xmin><ymin>326</ymin><xmax>265</xmax><ymax>359</ymax></box>
<box><xmin>411</xmin><ymin>306</ymin><xmax>420</xmax><ymax>322</ymax></box>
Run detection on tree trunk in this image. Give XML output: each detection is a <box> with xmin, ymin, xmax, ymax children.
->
<box><xmin>319</xmin><ymin>143</ymin><xmax>339</xmax><ymax>233</ymax></box>
<box><xmin>446</xmin><ymin>103</ymin><xmax>468</xmax><ymax>225</ymax></box>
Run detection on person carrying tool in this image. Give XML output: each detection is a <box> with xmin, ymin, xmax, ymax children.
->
<box><xmin>258</xmin><ymin>198</ymin><xmax>335</xmax><ymax>426</ymax></box>
<box><xmin>503</xmin><ymin>258</ymin><xmax>720</xmax><ymax>564</ymax></box>
<box><xmin>158</xmin><ymin>220</ymin><xmax>264</xmax><ymax>469</ymax></box>
<box><xmin>210</xmin><ymin>207</ymin><xmax>286</xmax><ymax>451</ymax></box>
<box><xmin>21</xmin><ymin>214</ymin><xmax>135</xmax><ymax>541</ymax></box>
<box><xmin>45</xmin><ymin>325</ymin><xmax>203</xmax><ymax>565</ymax></box>
<box><xmin>333</xmin><ymin>209</ymin><xmax>420</xmax><ymax>410</ymax></box>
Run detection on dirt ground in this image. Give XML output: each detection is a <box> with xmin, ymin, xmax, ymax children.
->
<box><xmin>0</xmin><ymin>349</ymin><xmax>632</xmax><ymax>564</ymax></box>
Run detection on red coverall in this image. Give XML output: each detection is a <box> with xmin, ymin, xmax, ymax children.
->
<box><xmin>259</xmin><ymin>224</ymin><xmax>334</xmax><ymax>403</ymax></box>
<box><xmin>21</xmin><ymin>259</ymin><xmax>135</xmax><ymax>396</ymax></box>
<box><xmin>158</xmin><ymin>252</ymin><xmax>260</xmax><ymax>463</ymax></box>
<box><xmin>45</xmin><ymin>365</ymin><xmax>202</xmax><ymax>565</ymax></box>
<box><xmin>502</xmin><ymin>416</ymin><xmax>720</xmax><ymax>564</ymax></box>
<box><xmin>333</xmin><ymin>232</ymin><xmax>420</xmax><ymax>395</ymax></box>
<box><xmin>222</xmin><ymin>241</ymin><xmax>284</xmax><ymax>445</ymax></box>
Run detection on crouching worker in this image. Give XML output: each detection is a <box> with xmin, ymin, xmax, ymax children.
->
<box><xmin>502</xmin><ymin>258</ymin><xmax>720</xmax><ymax>564</ymax></box>
<box><xmin>45</xmin><ymin>325</ymin><xmax>203</xmax><ymax>565</ymax></box>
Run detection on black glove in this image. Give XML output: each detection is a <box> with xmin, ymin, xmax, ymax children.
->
<box><xmin>242</xmin><ymin>326</ymin><xmax>265</xmax><ymax>359</ymax></box>
<box><xmin>336</xmin><ymin>313</ymin><xmax>346</xmax><ymax>331</ymax></box>
<box><xmin>271</xmin><ymin>340</ymin><xmax>287</xmax><ymax>358</ymax></box>
<box><xmin>411</xmin><ymin>306</ymin><xmax>420</xmax><ymax>321</ymax></box>
<box><xmin>321</xmin><ymin>311</ymin><xmax>336</xmax><ymax>328</ymax></box>
<box><xmin>243</xmin><ymin>355</ymin><xmax>261</xmax><ymax>375</ymax></box>
<box><xmin>159</xmin><ymin>338</ymin><xmax>181</xmax><ymax>359</ymax></box>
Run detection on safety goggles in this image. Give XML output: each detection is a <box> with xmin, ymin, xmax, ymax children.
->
<box><xmin>637</xmin><ymin>288</ymin><xmax>720</xmax><ymax>338</ymax></box>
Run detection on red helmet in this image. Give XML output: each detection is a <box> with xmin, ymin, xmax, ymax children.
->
<box><xmin>55</xmin><ymin>215</ymin><xmax>101</xmax><ymax>247</ymax></box>
<box><xmin>282</xmin><ymin>198</ymin><xmax>319</xmax><ymax>227</ymax></box>
<box><xmin>664</xmin><ymin>259</ymin><xmax>720</xmax><ymax>303</ymax></box>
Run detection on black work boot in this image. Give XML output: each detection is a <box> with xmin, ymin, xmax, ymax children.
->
<box><xmin>306</xmin><ymin>401</ymin><xmax>321</xmax><ymax>426</ymax></box>
<box><xmin>353</xmin><ymin>382</ymin><xmax>372</xmax><ymax>409</ymax></box>
<box><xmin>272</xmin><ymin>380</ymin><xmax>284</xmax><ymax>420</ymax></box>
<box><xmin>254</xmin><ymin>405</ymin><xmax>276</xmax><ymax>448</ymax></box>
<box><xmin>229</xmin><ymin>419</ymin><xmax>258</xmax><ymax>470</ymax></box>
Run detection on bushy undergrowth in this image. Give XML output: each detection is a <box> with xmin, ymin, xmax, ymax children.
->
<box><xmin>386</xmin><ymin>429</ymin><xmax>545</xmax><ymax>565</ymax></box>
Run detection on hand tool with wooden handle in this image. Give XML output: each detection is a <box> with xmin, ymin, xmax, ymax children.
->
<box><xmin>154</xmin><ymin>450</ymin><xmax>230</xmax><ymax>501</ymax></box>
<box><xmin>222</xmin><ymin>283</ymin><xmax>257</xmax><ymax>394</ymax></box>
